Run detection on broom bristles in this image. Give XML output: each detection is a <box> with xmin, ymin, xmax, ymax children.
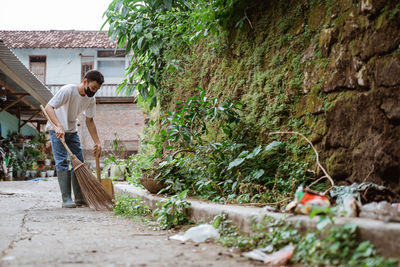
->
<box><xmin>71</xmin><ymin>155</ymin><xmax>114</xmax><ymax>211</ymax></box>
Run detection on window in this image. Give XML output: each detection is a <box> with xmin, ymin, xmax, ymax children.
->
<box><xmin>98</xmin><ymin>60</ymin><xmax>125</xmax><ymax>77</ymax></box>
<box><xmin>81</xmin><ymin>56</ymin><xmax>94</xmax><ymax>81</ymax></box>
<box><xmin>97</xmin><ymin>50</ymin><xmax>126</xmax><ymax>80</ymax></box>
<box><xmin>29</xmin><ymin>56</ymin><xmax>46</xmax><ymax>84</ymax></box>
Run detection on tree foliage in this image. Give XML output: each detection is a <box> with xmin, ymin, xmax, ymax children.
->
<box><xmin>103</xmin><ymin>0</ymin><xmax>249</xmax><ymax>108</ymax></box>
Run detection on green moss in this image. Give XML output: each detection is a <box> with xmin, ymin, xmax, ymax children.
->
<box><xmin>154</xmin><ymin>0</ymin><xmax>370</xmax><ymax>173</ymax></box>
<box><xmin>278</xmin><ymin>15</ymin><xmax>296</xmax><ymax>34</ymax></box>
<box><xmin>330</xmin><ymin>91</ymin><xmax>356</xmax><ymax>108</ymax></box>
<box><xmin>307</xmin><ymin>96</ymin><xmax>325</xmax><ymax>115</ymax></box>
<box><xmin>389</xmin><ymin>3</ymin><xmax>400</xmax><ymax>20</ymax></box>
<box><xmin>326</xmin><ymin>148</ymin><xmax>353</xmax><ymax>178</ymax></box>
<box><xmin>311</xmin><ymin>84</ymin><xmax>321</xmax><ymax>97</ymax></box>
<box><xmin>304</xmin><ymin>113</ymin><xmax>326</xmax><ymax>137</ymax></box>
<box><xmin>348</xmin><ymin>39</ymin><xmax>362</xmax><ymax>57</ymax></box>
<box><xmin>308</xmin><ymin>4</ymin><xmax>328</xmax><ymax>31</ymax></box>
<box><xmin>332</xmin><ymin>8</ymin><xmax>352</xmax><ymax>29</ymax></box>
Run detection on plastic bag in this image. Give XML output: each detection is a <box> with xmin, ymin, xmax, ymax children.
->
<box><xmin>170</xmin><ymin>224</ymin><xmax>220</xmax><ymax>243</ymax></box>
<box><xmin>330</xmin><ymin>182</ymin><xmax>394</xmax><ymax>205</ymax></box>
<box><xmin>243</xmin><ymin>244</ymin><xmax>294</xmax><ymax>265</ymax></box>
<box><xmin>359</xmin><ymin>201</ymin><xmax>400</xmax><ymax>222</ymax></box>
<box><xmin>264</xmin><ymin>244</ymin><xmax>294</xmax><ymax>265</ymax></box>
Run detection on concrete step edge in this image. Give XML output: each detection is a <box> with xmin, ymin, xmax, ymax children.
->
<box><xmin>114</xmin><ymin>182</ymin><xmax>400</xmax><ymax>258</ymax></box>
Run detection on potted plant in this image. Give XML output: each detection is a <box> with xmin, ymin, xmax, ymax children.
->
<box><xmin>37</xmin><ymin>163</ymin><xmax>46</xmax><ymax>178</ymax></box>
<box><xmin>7</xmin><ymin>166</ymin><xmax>13</xmax><ymax>180</ymax></box>
<box><xmin>105</xmin><ymin>156</ymin><xmax>127</xmax><ymax>181</ymax></box>
<box><xmin>46</xmin><ymin>168</ymin><xmax>55</xmax><ymax>177</ymax></box>
<box><xmin>15</xmin><ymin>165</ymin><xmax>23</xmax><ymax>179</ymax></box>
<box><xmin>20</xmin><ymin>161</ymin><xmax>28</xmax><ymax>180</ymax></box>
<box><xmin>30</xmin><ymin>162</ymin><xmax>38</xmax><ymax>178</ymax></box>
<box><xmin>40</xmin><ymin>170</ymin><xmax>47</xmax><ymax>178</ymax></box>
<box><xmin>105</xmin><ymin>134</ymin><xmax>127</xmax><ymax>181</ymax></box>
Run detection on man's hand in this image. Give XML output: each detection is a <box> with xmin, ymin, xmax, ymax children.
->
<box><xmin>45</xmin><ymin>104</ymin><xmax>65</xmax><ymax>141</ymax></box>
<box><xmin>55</xmin><ymin>126</ymin><xmax>65</xmax><ymax>141</ymax></box>
<box><xmin>86</xmin><ymin>117</ymin><xmax>101</xmax><ymax>158</ymax></box>
<box><xmin>94</xmin><ymin>143</ymin><xmax>102</xmax><ymax>158</ymax></box>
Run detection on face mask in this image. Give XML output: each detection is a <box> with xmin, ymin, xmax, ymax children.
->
<box><xmin>85</xmin><ymin>87</ymin><xmax>95</xmax><ymax>97</ymax></box>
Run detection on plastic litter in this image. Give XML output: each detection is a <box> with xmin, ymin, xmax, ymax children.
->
<box><xmin>340</xmin><ymin>197</ymin><xmax>360</xmax><ymax>217</ymax></box>
<box><xmin>260</xmin><ymin>244</ymin><xmax>274</xmax><ymax>253</ymax></box>
<box><xmin>286</xmin><ymin>186</ymin><xmax>330</xmax><ymax>214</ymax></box>
<box><xmin>243</xmin><ymin>249</ymin><xmax>269</xmax><ymax>262</ymax></box>
<box><xmin>29</xmin><ymin>178</ymin><xmax>46</xmax><ymax>182</ymax></box>
<box><xmin>330</xmin><ymin>182</ymin><xmax>394</xmax><ymax>205</ymax></box>
<box><xmin>169</xmin><ymin>224</ymin><xmax>220</xmax><ymax>243</ymax></box>
<box><xmin>359</xmin><ymin>201</ymin><xmax>400</xmax><ymax>222</ymax></box>
<box><xmin>264</xmin><ymin>244</ymin><xmax>294</xmax><ymax>265</ymax></box>
<box><xmin>243</xmin><ymin>244</ymin><xmax>294</xmax><ymax>265</ymax></box>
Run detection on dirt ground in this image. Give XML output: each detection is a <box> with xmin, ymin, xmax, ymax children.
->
<box><xmin>0</xmin><ymin>180</ymin><xmax>259</xmax><ymax>266</ymax></box>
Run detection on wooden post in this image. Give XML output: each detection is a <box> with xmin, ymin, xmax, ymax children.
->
<box><xmin>17</xmin><ymin>107</ymin><xmax>21</xmax><ymax>134</ymax></box>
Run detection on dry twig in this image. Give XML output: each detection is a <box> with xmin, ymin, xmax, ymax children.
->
<box><xmin>269</xmin><ymin>131</ymin><xmax>334</xmax><ymax>195</ymax></box>
<box><xmin>362</xmin><ymin>164</ymin><xmax>375</xmax><ymax>183</ymax></box>
<box><xmin>237</xmin><ymin>197</ymin><xmax>292</xmax><ymax>207</ymax></box>
<box><xmin>244</xmin><ymin>7</ymin><xmax>254</xmax><ymax>29</ymax></box>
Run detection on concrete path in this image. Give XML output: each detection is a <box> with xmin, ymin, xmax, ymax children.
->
<box><xmin>0</xmin><ymin>180</ymin><xmax>255</xmax><ymax>266</ymax></box>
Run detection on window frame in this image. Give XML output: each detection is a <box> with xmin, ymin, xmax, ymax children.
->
<box><xmin>29</xmin><ymin>55</ymin><xmax>47</xmax><ymax>84</ymax></box>
<box><xmin>81</xmin><ymin>56</ymin><xmax>94</xmax><ymax>82</ymax></box>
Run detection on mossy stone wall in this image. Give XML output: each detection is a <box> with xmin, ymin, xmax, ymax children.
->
<box><xmin>158</xmin><ymin>0</ymin><xmax>400</xmax><ymax>193</ymax></box>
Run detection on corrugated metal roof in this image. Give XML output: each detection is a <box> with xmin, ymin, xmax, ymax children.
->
<box><xmin>0</xmin><ymin>30</ymin><xmax>118</xmax><ymax>49</ymax></box>
<box><xmin>0</xmin><ymin>39</ymin><xmax>53</xmax><ymax>107</ymax></box>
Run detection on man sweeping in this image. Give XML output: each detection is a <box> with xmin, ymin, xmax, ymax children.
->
<box><xmin>45</xmin><ymin>70</ymin><xmax>104</xmax><ymax>208</ymax></box>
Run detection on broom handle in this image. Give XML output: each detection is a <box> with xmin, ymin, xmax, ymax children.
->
<box><xmin>96</xmin><ymin>155</ymin><xmax>101</xmax><ymax>183</ymax></box>
<box><xmin>40</xmin><ymin>105</ymin><xmax>74</xmax><ymax>157</ymax></box>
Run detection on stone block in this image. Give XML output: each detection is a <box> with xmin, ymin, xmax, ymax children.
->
<box><xmin>374</xmin><ymin>56</ymin><xmax>400</xmax><ymax>87</ymax></box>
<box><xmin>319</xmin><ymin>28</ymin><xmax>338</xmax><ymax>57</ymax></box>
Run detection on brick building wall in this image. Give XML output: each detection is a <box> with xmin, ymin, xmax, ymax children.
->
<box><xmin>78</xmin><ymin>100</ymin><xmax>145</xmax><ymax>164</ymax></box>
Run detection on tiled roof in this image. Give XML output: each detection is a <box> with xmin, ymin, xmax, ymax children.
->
<box><xmin>0</xmin><ymin>30</ymin><xmax>118</xmax><ymax>49</ymax></box>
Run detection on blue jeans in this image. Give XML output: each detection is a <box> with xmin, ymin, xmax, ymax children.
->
<box><xmin>49</xmin><ymin>131</ymin><xmax>84</xmax><ymax>172</ymax></box>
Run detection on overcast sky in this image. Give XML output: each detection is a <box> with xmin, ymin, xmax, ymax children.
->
<box><xmin>0</xmin><ymin>0</ymin><xmax>113</xmax><ymax>31</ymax></box>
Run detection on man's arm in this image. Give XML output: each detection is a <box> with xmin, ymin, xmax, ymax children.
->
<box><xmin>86</xmin><ymin>117</ymin><xmax>101</xmax><ymax>157</ymax></box>
<box><xmin>45</xmin><ymin>104</ymin><xmax>65</xmax><ymax>140</ymax></box>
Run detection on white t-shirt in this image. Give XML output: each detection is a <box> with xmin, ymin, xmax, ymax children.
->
<box><xmin>46</xmin><ymin>84</ymin><xmax>96</xmax><ymax>132</ymax></box>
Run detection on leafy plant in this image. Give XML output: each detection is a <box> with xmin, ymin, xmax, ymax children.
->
<box><xmin>152</xmin><ymin>88</ymin><xmax>241</xmax><ymax>156</ymax></box>
<box><xmin>294</xmin><ymin>223</ymin><xmax>398</xmax><ymax>266</ymax></box>
<box><xmin>153</xmin><ymin>190</ymin><xmax>191</xmax><ymax>229</ymax></box>
<box><xmin>212</xmin><ymin>214</ymin><xmax>398</xmax><ymax>266</ymax></box>
<box><xmin>124</xmin><ymin>152</ymin><xmax>155</xmax><ymax>187</ymax></box>
<box><xmin>138</xmin><ymin>102</ymin><xmax>313</xmax><ymax>205</ymax></box>
<box><xmin>114</xmin><ymin>195</ymin><xmax>152</xmax><ymax>217</ymax></box>
<box><xmin>3</xmin><ymin>132</ymin><xmax>50</xmax><ymax>177</ymax></box>
<box><xmin>213</xmin><ymin>214</ymin><xmax>245</xmax><ymax>247</ymax></box>
<box><xmin>106</xmin><ymin>133</ymin><xmax>126</xmax><ymax>159</ymax></box>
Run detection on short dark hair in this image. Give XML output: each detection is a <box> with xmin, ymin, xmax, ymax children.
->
<box><xmin>84</xmin><ymin>70</ymin><xmax>104</xmax><ymax>85</ymax></box>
